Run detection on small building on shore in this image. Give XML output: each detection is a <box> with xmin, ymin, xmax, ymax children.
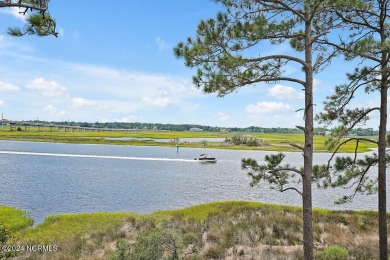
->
<box><xmin>189</xmin><ymin>127</ymin><xmax>203</xmax><ymax>132</ymax></box>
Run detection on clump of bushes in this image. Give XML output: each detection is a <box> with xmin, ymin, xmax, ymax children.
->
<box><xmin>0</xmin><ymin>225</ymin><xmax>17</xmax><ymax>259</ymax></box>
<box><xmin>224</xmin><ymin>134</ymin><xmax>269</xmax><ymax>147</ymax></box>
<box><xmin>111</xmin><ymin>228</ymin><xmax>178</xmax><ymax>260</ymax></box>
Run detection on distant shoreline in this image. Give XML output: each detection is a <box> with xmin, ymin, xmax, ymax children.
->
<box><xmin>0</xmin><ymin>130</ymin><xmax>377</xmax><ymax>153</ymax></box>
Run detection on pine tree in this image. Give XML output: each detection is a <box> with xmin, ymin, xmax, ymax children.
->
<box><xmin>174</xmin><ymin>1</ymin><xmax>354</xmax><ymax>258</ymax></box>
<box><xmin>315</xmin><ymin>1</ymin><xmax>390</xmax><ymax>258</ymax></box>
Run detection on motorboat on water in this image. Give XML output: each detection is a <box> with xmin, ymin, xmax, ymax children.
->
<box><xmin>194</xmin><ymin>154</ymin><xmax>217</xmax><ymax>163</ymax></box>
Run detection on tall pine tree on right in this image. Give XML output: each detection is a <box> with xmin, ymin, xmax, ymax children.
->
<box><xmin>315</xmin><ymin>1</ymin><xmax>390</xmax><ymax>259</ymax></box>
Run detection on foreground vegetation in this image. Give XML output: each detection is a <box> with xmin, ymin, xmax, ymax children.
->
<box><xmin>0</xmin><ymin>201</ymin><xmax>387</xmax><ymax>259</ymax></box>
<box><xmin>0</xmin><ymin>130</ymin><xmax>376</xmax><ymax>153</ymax></box>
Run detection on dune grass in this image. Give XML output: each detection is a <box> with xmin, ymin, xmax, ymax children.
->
<box><xmin>0</xmin><ymin>201</ymin><xmax>387</xmax><ymax>259</ymax></box>
<box><xmin>4</xmin><ymin>201</ymin><xmax>382</xmax><ymax>244</ymax></box>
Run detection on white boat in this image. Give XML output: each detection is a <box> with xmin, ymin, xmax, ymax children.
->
<box><xmin>194</xmin><ymin>154</ymin><xmax>217</xmax><ymax>163</ymax></box>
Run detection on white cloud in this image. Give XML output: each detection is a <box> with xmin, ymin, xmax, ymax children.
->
<box><xmin>215</xmin><ymin>112</ymin><xmax>232</xmax><ymax>122</ymax></box>
<box><xmin>119</xmin><ymin>115</ymin><xmax>138</xmax><ymax>122</ymax></box>
<box><xmin>0</xmin><ymin>81</ymin><xmax>20</xmax><ymax>92</ymax></box>
<box><xmin>71</xmin><ymin>64</ymin><xmax>122</xmax><ymax>79</ymax></box>
<box><xmin>54</xmin><ymin>27</ymin><xmax>65</xmax><ymax>38</ymax></box>
<box><xmin>0</xmin><ymin>35</ymin><xmax>15</xmax><ymax>51</ymax></box>
<box><xmin>26</xmin><ymin>78</ymin><xmax>68</xmax><ymax>97</ymax></box>
<box><xmin>71</xmin><ymin>97</ymin><xmax>109</xmax><ymax>111</ymax></box>
<box><xmin>143</xmin><ymin>97</ymin><xmax>173</xmax><ymax>108</ymax></box>
<box><xmin>268</xmin><ymin>84</ymin><xmax>304</xmax><ymax>100</ymax></box>
<box><xmin>155</xmin><ymin>37</ymin><xmax>168</xmax><ymax>52</ymax></box>
<box><xmin>72</xmin><ymin>98</ymin><xmax>96</xmax><ymax>107</ymax></box>
<box><xmin>0</xmin><ymin>35</ymin><xmax>34</xmax><ymax>56</ymax></box>
<box><xmin>246</xmin><ymin>101</ymin><xmax>291</xmax><ymax>114</ymax></box>
<box><xmin>0</xmin><ymin>8</ymin><xmax>28</xmax><ymax>22</ymax></box>
<box><xmin>43</xmin><ymin>105</ymin><xmax>66</xmax><ymax>116</ymax></box>
<box><xmin>313</xmin><ymin>78</ymin><xmax>321</xmax><ymax>91</ymax></box>
<box><xmin>70</xmin><ymin>64</ymin><xmax>201</xmax><ymax>100</ymax></box>
<box><xmin>0</xmin><ymin>99</ymin><xmax>4</xmax><ymax>106</ymax></box>
<box><xmin>182</xmin><ymin>103</ymin><xmax>200</xmax><ymax>112</ymax></box>
<box><xmin>100</xmin><ymin>115</ymin><xmax>138</xmax><ymax>123</ymax></box>
<box><xmin>294</xmin><ymin>111</ymin><xmax>305</xmax><ymax>119</ymax></box>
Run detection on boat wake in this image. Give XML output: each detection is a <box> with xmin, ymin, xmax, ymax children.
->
<box><xmin>0</xmin><ymin>151</ymin><xmax>197</xmax><ymax>163</ymax></box>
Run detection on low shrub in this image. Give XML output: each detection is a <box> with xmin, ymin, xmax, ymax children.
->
<box><xmin>111</xmin><ymin>238</ymin><xmax>131</xmax><ymax>260</ymax></box>
<box><xmin>0</xmin><ymin>225</ymin><xmax>8</xmax><ymax>245</ymax></box>
<box><xmin>204</xmin><ymin>244</ymin><xmax>225</xmax><ymax>259</ymax></box>
<box><xmin>183</xmin><ymin>232</ymin><xmax>200</xmax><ymax>246</ymax></box>
<box><xmin>130</xmin><ymin>228</ymin><xmax>178</xmax><ymax>259</ymax></box>
<box><xmin>0</xmin><ymin>226</ymin><xmax>17</xmax><ymax>259</ymax></box>
<box><xmin>315</xmin><ymin>245</ymin><xmax>349</xmax><ymax>260</ymax></box>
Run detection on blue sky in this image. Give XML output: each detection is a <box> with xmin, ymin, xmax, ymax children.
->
<box><xmin>0</xmin><ymin>1</ymin><xmax>381</xmax><ymax>128</ymax></box>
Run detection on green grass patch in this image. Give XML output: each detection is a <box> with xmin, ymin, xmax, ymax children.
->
<box><xmin>151</xmin><ymin>200</ymin><xmax>303</xmax><ymax>221</ymax></box>
<box><xmin>16</xmin><ymin>212</ymin><xmax>136</xmax><ymax>243</ymax></box>
<box><xmin>0</xmin><ymin>205</ymin><xmax>33</xmax><ymax>232</ymax></box>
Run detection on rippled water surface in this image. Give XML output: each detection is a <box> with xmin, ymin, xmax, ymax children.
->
<box><xmin>0</xmin><ymin>141</ymin><xmax>381</xmax><ymax>223</ymax></box>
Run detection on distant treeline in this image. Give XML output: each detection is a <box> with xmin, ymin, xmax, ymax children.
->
<box><xmin>26</xmin><ymin>120</ymin><xmax>378</xmax><ymax>136</ymax></box>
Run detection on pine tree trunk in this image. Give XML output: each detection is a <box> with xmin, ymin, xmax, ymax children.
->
<box><xmin>378</xmin><ymin>61</ymin><xmax>388</xmax><ymax>260</ymax></box>
<box><xmin>303</xmin><ymin>3</ymin><xmax>314</xmax><ymax>259</ymax></box>
<box><xmin>378</xmin><ymin>67</ymin><xmax>388</xmax><ymax>260</ymax></box>
<box><xmin>378</xmin><ymin>4</ymin><xmax>388</xmax><ymax>257</ymax></box>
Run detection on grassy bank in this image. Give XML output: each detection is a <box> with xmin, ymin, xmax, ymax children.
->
<box><xmin>1</xmin><ymin>201</ymin><xmax>386</xmax><ymax>259</ymax></box>
<box><xmin>0</xmin><ymin>130</ymin><xmax>377</xmax><ymax>153</ymax></box>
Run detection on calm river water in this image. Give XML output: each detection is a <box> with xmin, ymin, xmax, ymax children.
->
<box><xmin>0</xmin><ymin>140</ymin><xmax>381</xmax><ymax>224</ymax></box>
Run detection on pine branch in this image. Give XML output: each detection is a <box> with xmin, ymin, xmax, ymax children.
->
<box><xmin>290</xmin><ymin>143</ymin><xmax>304</xmax><ymax>151</ymax></box>
<box><xmin>0</xmin><ymin>0</ymin><xmax>48</xmax><ymax>12</ymax></box>
<box><xmin>268</xmin><ymin>167</ymin><xmax>304</xmax><ymax>176</ymax></box>
<box><xmin>328</xmin><ymin>137</ymin><xmax>378</xmax><ymax>163</ymax></box>
<box><xmin>334</xmin><ymin>9</ymin><xmax>379</xmax><ymax>33</ymax></box>
<box><xmin>280</xmin><ymin>187</ymin><xmax>303</xmax><ymax>196</ymax></box>
<box><xmin>319</xmin><ymin>37</ymin><xmax>381</xmax><ymax>63</ymax></box>
<box><xmin>295</xmin><ymin>125</ymin><xmax>305</xmax><ymax>132</ymax></box>
<box><xmin>333</xmin><ymin>157</ymin><xmax>378</xmax><ymax>204</ymax></box>
<box><xmin>262</xmin><ymin>0</ymin><xmax>305</xmax><ymax>20</ymax></box>
<box><xmin>325</xmin><ymin>108</ymin><xmax>380</xmax><ymax>148</ymax></box>
<box><xmin>248</xmin><ymin>55</ymin><xmax>308</xmax><ymax>70</ymax></box>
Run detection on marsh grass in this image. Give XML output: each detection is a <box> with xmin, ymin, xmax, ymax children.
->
<box><xmin>0</xmin><ymin>206</ymin><xmax>33</xmax><ymax>232</ymax></box>
<box><xmin>15</xmin><ymin>212</ymin><xmax>136</xmax><ymax>244</ymax></box>
<box><xmin>0</xmin><ymin>130</ymin><xmax>377</xmax><ymax>152</ymax></box>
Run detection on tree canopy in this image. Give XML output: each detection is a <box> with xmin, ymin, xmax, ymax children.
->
<box><xmin>0</xmin><ymin>0</ymin><xmax>57</xmax><ymax>37</ymax></box>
